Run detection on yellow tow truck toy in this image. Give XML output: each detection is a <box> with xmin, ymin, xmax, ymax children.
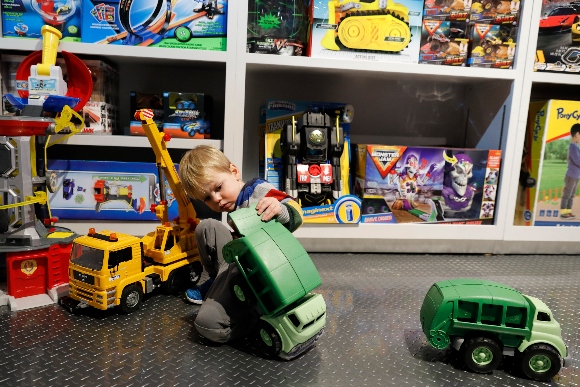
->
<box><xmin>60</xmin><ymin>109</ymin><xmax>203</xmax><ymax>313</ymax></box>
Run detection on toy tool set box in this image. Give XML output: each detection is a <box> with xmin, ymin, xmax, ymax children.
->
<box><xmin>353</xmin><ymin>144</ymin><xmax>501</xmax><ymax>224</ymax></box>
<box><xmin>419</xmin><ymin>20</ymin><xmax>469</xmax><ymax>66</ymax></box>
<box><xmin>81</xmin><ymin>0</ymin><xmax>227</xmax><ymax>50</ymax></box>
<box><xmin>247</xmin><ymin>0</ymin><xmax>310</xmax><ymax>56</ymax></box>
<box><xmin>163</xmin><ymin>92</ymin><xmax>212</xmax><ymax>139</ymax></box>
<box><xmin>517</xmin><ymin>100</ymin><xmax>580</xmax><ymax>227</ymax></box>
<box><xmin>1</xmin><ymin>0</ymin><xmax>82</xmax><ymax>40</ymax></box>
<box><xmin>535</xmin><ymin>0</ymin><xmax>580</xmax><ymax>73</ymax></box>
<box><xmin>47</xmin><ymin>159</ymin><xmax>180</xmax><ymax>221</ymax></box>
<box><xmin>261</xmin><ymin>99</ymin><xmax>361</xmax><ymax>224</ymax></box>
<box><xmin>308</xmin><ymin>0</ymin><xmax>424</xmax><ymax>63</ymax></box>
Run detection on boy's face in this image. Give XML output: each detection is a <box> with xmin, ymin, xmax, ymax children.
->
<box><xmin>573</xmin><ymin>132</ymin><xmax>580</xmax><ymax>143</ymax></box>
<box><xmin>199</xmin><ymin>164</ymin><xmax>242</xmax><ymax>213</ymax></box>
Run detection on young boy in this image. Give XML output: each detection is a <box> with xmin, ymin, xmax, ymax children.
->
<box><xmin>560</xmin><ymin>123</ymin><xmax>580</xmax><ymax>219</ymax></box>
<box><xmin>178</xmin><ymin>145</ymin><xmax>303</xmax><ymax>343</ymax></box>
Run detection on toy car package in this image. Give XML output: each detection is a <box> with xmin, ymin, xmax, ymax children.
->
<box><xmin>419</xmin><ymin>20</ymin><xmax>469</xmax><ymax>65</ymax></box>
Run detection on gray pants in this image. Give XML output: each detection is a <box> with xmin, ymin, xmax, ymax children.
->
<box><xmin>194</xmin><ymin>219</ymin><xmax>258</xmax><ymax>343</ymax></box>
<box><xmin>561</xmin><ymin>175</ymin><xmax>579</xmax><ymax>210</ymax></box>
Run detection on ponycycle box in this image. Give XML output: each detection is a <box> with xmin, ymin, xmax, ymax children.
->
<box><xmin>47</xmin><ymin>159</ymin><xmax>180</xmax><ymax>221</ymax></box>
<box><xmin>163</xmin><ymin>92</ymin><xmax>212</xmax><ymax>139</ymax></box>
<box><xmin>353</xmin><ymin>144</ymin><xmax>501</xmax><ymax>224</ymax></box>
<box><xmin>81</xmin><ymin>0</ymin><xmax>227</xmax><ymax>50</ymax></box>
<box><xmin>262</xmin><ymin>99</ymin><xmax>361</xmax><ymax>224</ymax></box>
<box><xmin>517</xmin><ymin>100</ymin><xmax>580</xmax><ymax>227</ymax></box>
<box><xmin>1</xmin><ymin>0</ymin><xmax>82</xmax><ymax>40</ymax></box>
<box><xmin>308</xmin><ymin>0</ymin><xmax>423</xmax><ymax>63</ymax></box>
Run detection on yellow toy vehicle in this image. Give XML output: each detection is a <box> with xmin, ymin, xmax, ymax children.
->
<box><xmin>321</xmin><ymin>0</ymin><xmax>412</xmax><ymax>52</ymax></box>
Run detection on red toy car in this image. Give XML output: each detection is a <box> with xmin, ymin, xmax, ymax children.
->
<box><xmin>539</xmin><ymin>6</ymin><xmax>580</xmax><ymax>33</ymax></box>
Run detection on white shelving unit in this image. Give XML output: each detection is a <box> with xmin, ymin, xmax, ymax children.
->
<box><xmin>1</xmin><ymin>0</ymin><xmax>578</xmax><ymax>254</ymax></box>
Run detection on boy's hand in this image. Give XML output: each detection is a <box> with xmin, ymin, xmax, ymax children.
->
<box><xmin>256</xmin><ymin>197</ymin><xmax>282</xmax><ymax>221</ymax></box>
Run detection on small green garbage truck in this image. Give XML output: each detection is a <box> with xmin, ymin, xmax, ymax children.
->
<box><xmin>420</xmin><ymin>278</ymin><xmax>570</xmax><ymax>381</ymax></box>
<box><xmin>222</xmin><ymin>208</ymin><xmax>326</xmax><ymax>360</ymax></box>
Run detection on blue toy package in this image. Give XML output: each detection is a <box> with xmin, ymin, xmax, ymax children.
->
<box><xmin>162</xmin><ymin>92</ymin><xmax>212</xmax><ymax>139</ymax></box>
<box><xmin>1</xmin><ymin>0</ymin><xmax>82</xmax><ymax>40</ymax></box>
<box><xmin>81</xmin><ymin>0</ymin><xmax>227</xmax><ymax>50</ymax></box>
<box><xmin>47</xmin><ymin>159</ymin><xmax>180</xmax><ymax>221</ymax></box>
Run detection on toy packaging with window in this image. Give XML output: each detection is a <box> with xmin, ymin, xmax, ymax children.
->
<box><xmin>516</xmin><ymin>100</ymin><xmax>580</xmax><ymax>227</ymax></box>
<box><xmin>469</xmin><ymin>0</ymin><xmax>520</xmax><ymax>25</ymax></box>
<box><xmin>129</xmin><ymin>91</ymin><xmax>164</xmax><ymax>136</ymax></box>
<box><xmin>419</xmin><ymin>20</ymin><xmax>469</xmax><ymax>65</ymax></box>
<box><xmin>308</xmin><ymin>0</ymin><xmax>424</xmax><ymax>63</ymax></box>
<box><xmin>80</xmin><ymin>101</ymin><xmax>116</xmax><ymax>134</ymax></box>
<box><xmin>467</xmin><ymin>22</ymin><xmax>516</xmax><ymax>68</ymax></box>
<box><xmin>247</xmin><ymin>0</ymin><xmax>310</xmax><ymax>55</ymax></box>
<box><xmin>47</xmin><ymin>159</ymin><xmax>180</xmax><ymax>221</ymax></box>
<box><xmin>535</xmin><ymin>1</ymin><xmax>580</xmax><ymax>73</ymax></box>
<box><xmin>162</xmin><ymin>92</ymin><xmax>212</xmax><ymax>139</ymax></box>
<box><xmin>261</xmin><ymin>99</ymin><xmax>361</xmax><ymax>224</ymax></box>
<box><xmin>81</xmin><ymin>0</ymin><xmax>227</xmax><ymax>51</ymax></box>
<box><xmin>353</xmin><ymin>144</ymin><xmax>501</xmax><ymax>224</ymax></box>
<box><xmin>1</xmin><ymin>0</ymin><xmax>82</xmax><ymax>40</ymax></box>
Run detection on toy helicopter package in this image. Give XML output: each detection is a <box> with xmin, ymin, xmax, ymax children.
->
<box><xmin>308</xmin><ymin>0</ymin><xmax>423</xmax><ymax>63</ymax></box>
<box><xmin>353</xmin><ymin>144</ymin><xmax>501</xmax><ymax>224</ymax></box>
<box><xmin>47</xmin><ymin>159</ymin><xmax>180</xmax><ymax>221</ymax></box>
<box><xmin>1</xmin><ymin>0</ymin><xmax>82</xmax><ymax>40</ymax></box>
<box><xmin>81</xmin><ymin>0</ymin><xmax>227</xmax><ymax>50</ymax></box>
<box><xmin>247</xmin><ymin>0</ymin><xmax>310</xmax><ymax>56</ymax></box>
<box><xmin>262</xmin><ymin>99</ymin><xmax>361</xmax><ymax>224</ymax></box>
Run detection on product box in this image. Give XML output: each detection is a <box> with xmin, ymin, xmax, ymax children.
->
<box><xmin>517</xmin><ymin>100</ymin><xmax>580</xmax><ymax>227</ymax></box>
<box><xmin>247</xmin><ymin>0</ymin><xmax>310</xmax><ymax>55</ymax></box>
<box><xmin>469</xmin><ymin>0</ymin><xmax>520</xmax><ymax>25</ymax></box>
<box><xmin>163</xmin><ymin>92</ymin><xmax>211</xmax><ymax>139</ymax></box>
<box><xmin>419</xmin><ymin>20</ymin><xmax>469</xmax><ymax>65</ymax></box>
<box><xmin>262</xmin><ymin>99</ymin><xmax>361</xmax><ymax>224</ymax></box>
<box><xmin>1</xmin><ymin>0</ymin><xmax>82</xmax><ymax>40</ymax></box>
<box><xmin>353</xmin><ymin>144</ymin><xmax>501</xmax><ymax>224</ymax></box>
<box><xmin>47</xmin><ymin>159</ymin><xmax>180</xmax><ymax>221</ymax></box>
<box><xmin>467</xmin><ymin>22</ymin><xmax>516</xmax><ymax>68</ymax></box>
<box><xmin>129</xmin><ymin>92</ymin><xmax>164</xmax><ymax>136</ymax></box>
<box><xmin>81</xmin><ymin>0</ymin><xmax>227</xmax><ymax>51</ymax></box>
<box><xmin>308</xmin><ymin>0</ymin><xmax>424</xmax><ymax>63</ymax></box>
<box><xmin>423</xmin><ymin>0</ymin><xmax>470</xmax><ymax>21</ymax></box>
<box><xmin>1</xmin><ymin>54</ymin><xmax>119</xmax><ymax>116</ymax></box>
<box><xmin>534</xmin><ymin>1</ymin><xmax>580</xmax><ymax>72</ymax></box>
<box><xmin>80</xmin><ymin>101</ymin><xmax>116</xmax><ymax>134</ymax></box>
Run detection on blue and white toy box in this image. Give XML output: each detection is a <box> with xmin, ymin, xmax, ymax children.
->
<box><xmin>47</xmin><ymin>159</ymin><xmax>180</xmax><ymax>221</ymax></box>
<box><xmin>308</xmin><ymin>0</ymin><xmax>424</xmax><ymax>63</ymax></box>
<box><xmin>1</xmin><ymin>0</ymin><xmax>82</xmax><ymax>40</ymax></box>
<box><xmin>81</xmin><ymin>0</ymin><xmax>227</xmax><ymax>50</ymax></box>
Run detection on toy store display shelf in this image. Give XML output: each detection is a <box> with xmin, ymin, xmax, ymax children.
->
<box><xmin>0</xmin><ymin>38</ymin><xmax>229</xmax><ymax>66</ymax></box>
<box><xmin>244</xmin><ymin>54</ymin><xmax>518</xmax><ymax>82</ymax></box>
<box><xmin>52</xmin><ymin>134</ymin><xmax>223</xmax><ymax>149</ymax></box>
<box><xmin>530</xmin><ymin>71</ymin><xmax>580</xmax><ymax>85</ymax></box>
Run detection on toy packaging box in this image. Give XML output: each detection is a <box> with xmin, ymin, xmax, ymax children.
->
<box><xmin>262</xmin><ymin>99</ymin><xmax>362</xmax><ymax>224</ymax></box>
<box><xmin>163</xmin><ymin>92</ymin><xmax>212</xmax><ymax>139</ymax></box>
<box><xmin>517</xmin><ymin>100</ymin><xmax>580</xmax><ymax>227</ymax></box>
<box><xmin>247</xmin><ymin>0</ymin><xmax>310</xmax><ymax>56</ymax></box>
<box><xmin>80</xmin><ymin>101</ymin><xmax>116</xmax><ymax>134</ymax></box>
<box><xmin>467</xmin><ymin>22</ymin><xmax>516</xmax><ymax>68</ymax></box>
<box><xmin>308</xmin><ymin>0</ymin><xmax>424</xmax><ymax>63</ymax></box>
<box><xmin>129</xmin><ymin>91</ymin><xmax>164</xmax><ymax>136</ymax></box>
<box><xmin>534</xmin><ymin>1</ymin><xmax>580</xmax><ymax>73</ymax></box>
<box><xmin>423</xmin><ymin>0</ymin><xmax>470</xmax><ymax>21</ymax></box>
<box><xmin>469</xmin><ymin>0</ymin><xmax>520</xmax><ymax>25</ymax></box>
<box><xmin>81</xmin><ymin>0</ymin><xmax>227</xmax><ymax>51</ymax></box>
<box><xmin>419</xmin><ymin>20</ymin><xmax>469</xmax><ymax>65</ymax></box>
<box><xmin>1</xmin><ymin>0</ymin><xmax>82</xmax><ymax>40</ymax></box>
<box><xmin>47</xmin><ymin>159</ymin><xmax>180</xmax><ymax>221</ymax></box>
<box><xmin>353</xmin><ymin>144</ymin><xmax>501</xmax><ymax>224</ymax></box>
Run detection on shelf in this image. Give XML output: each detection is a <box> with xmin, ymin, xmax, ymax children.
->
<box><xmin>0</xmin><ymin>38</ymin><xmax>230</xmax><ymax>67</ymax></box>
<box><xmin>244</xmin><ymin>53</ymin><xmax>519</xmax><ymax>83</ymax></box>
<box><xmin>531</xmin><ymin>71</ymin><xmax>580</xmax><ymax>85</ymax></box>
<box><xmin>51</xmin><ymin>134</ymin><xmax>223</xmax><ymax>149</ymax></box>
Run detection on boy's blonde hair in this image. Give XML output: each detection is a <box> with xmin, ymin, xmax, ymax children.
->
<box><xmin>179</xmin><ymin>145</ymin><xmax>232</xmax><ymax>200</ymax></box>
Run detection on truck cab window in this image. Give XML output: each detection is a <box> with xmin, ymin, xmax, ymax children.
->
<box><xmin>537</xmin><ymin>312</ymin><xmax>551</xmax><ymax>322</ymax></box>
<box><xmin>109</xmin><ymin>247</ymin><xmax>133</xmax><ymax>269</ymax></box>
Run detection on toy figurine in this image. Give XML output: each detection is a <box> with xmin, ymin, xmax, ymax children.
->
<box><xmin>280</xmin><ymin>106</ymin><xmax>352</xmax><ymax>207</ymax></box>
<box><xmin>441</xmin><ymin>151</ymin><xmax>476</xmax><ymax>217</ymax></box>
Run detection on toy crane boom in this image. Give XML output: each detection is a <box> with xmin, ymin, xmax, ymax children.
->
<box><xmin>135</xmin><ymin>109</ymin><xmax>199</xmax><ymax>230</ymax></box>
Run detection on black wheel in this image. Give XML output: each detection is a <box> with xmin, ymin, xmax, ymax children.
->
<box><xmin>258</xmin><ymin>320</ymin><xmax>282</xmax><ymax>357</ymax></box>
<box><xmin>519</xmin><ymin>344</ymin><xmax>561</xmax><ymax>381</ymax></box>
<box><xmin>229</xmin><ymin>274</ymin><xmax>252</xmax><ymax>306</ymax></box>
<box><xmin>461</xmin><ymin>337</ymin><xmax>503</xmax><ymax>373</ymax></box>
<box><xmin>119</xmin><ymin>284</ymin><xmax>143</xmax><ymax>314</ymax></box>
<box><xmin>187</xmin><ymin>261</ymin><xmax>203</xmax><ymax>286</ymax></box>
<box><xmin>162</xmin><ymin>263</ymin><xmax>200</xmax><ymax>294</ymax></box>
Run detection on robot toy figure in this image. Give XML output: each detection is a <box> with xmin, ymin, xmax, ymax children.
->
<box><xmin>280</xmin><ymin>106</ymin><xmax>352</xmax><ymax>207</ymax></box>
<box><xmin>441</xmin><ymin>151</ymin><xmax>475</xmax><ymax>216</ymax></box>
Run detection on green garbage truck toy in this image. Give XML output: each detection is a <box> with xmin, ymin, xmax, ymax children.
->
<box><xmin>222</xmin><ymin>208</ymin><xmax>326</xmax><ymax>360</ymax></box>
<box><xmin>420</xmin><ymin>278</ymin><xmax>570</xmax><ymax>381</ymax></box>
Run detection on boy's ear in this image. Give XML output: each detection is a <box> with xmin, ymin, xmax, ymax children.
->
<box><xmin>229</xmin><ymin>163</ymin><xmax>241</xmax><ymax>180</ymax></box>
